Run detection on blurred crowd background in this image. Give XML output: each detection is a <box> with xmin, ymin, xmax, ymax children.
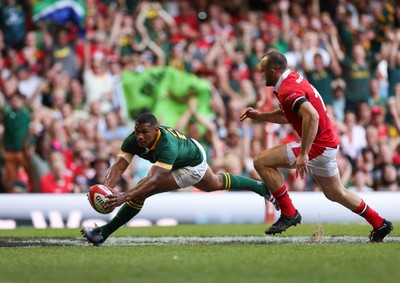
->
<box><xmin>1</xmin><ymin>0</ymin><xmax>400</xmax><ymax>194</ymax></box>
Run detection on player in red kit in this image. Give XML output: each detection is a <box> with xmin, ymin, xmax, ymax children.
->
<box><xmin>240</xmin><ymin>50</ymin><xmax>393</xmax><ymax>242</ymax></box>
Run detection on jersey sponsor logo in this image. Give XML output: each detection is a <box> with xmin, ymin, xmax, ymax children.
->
<box><xmin>285</xmin><ymin>92</ymin><xmax>298</xmax><ymax>104</ymax></box>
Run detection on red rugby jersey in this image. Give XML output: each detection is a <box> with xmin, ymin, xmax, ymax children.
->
<box><xmin>274</xmin><ymin>71</ymin><xmax>340</xmax><ymax>149</ymax></box>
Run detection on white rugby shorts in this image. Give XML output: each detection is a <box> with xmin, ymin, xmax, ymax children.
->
<box><xmin>286</xmin><ymin>142</ymin><xmax>339</xmax><ymax>177</ymax></box>
<box><xmin>171</xmin><ymin>139</ymin><xmax>208</xmax><ymax>188</ymax></box>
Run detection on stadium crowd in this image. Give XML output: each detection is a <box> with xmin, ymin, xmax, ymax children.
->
<box><xmin>1</xmin><ymin>0</ymin><xmax>400</xmax><ymax>194</ymax></box>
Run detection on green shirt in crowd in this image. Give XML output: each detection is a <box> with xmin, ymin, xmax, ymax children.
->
<box><xmin>3</xmin><ymin>106</ymin><xmax>31</xmax><ymax>151</ymax></box>
<box><xmin>305</xmin><ymin>69</ymin><xmax>334</xmax><ymax>106</ymax></box>
<box><xmin>342</xmin><ymin>55</ymin><xmax>372</xmax><ymax>104</ymax></box>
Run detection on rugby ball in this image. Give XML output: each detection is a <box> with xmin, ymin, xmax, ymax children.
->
<box><xmin>87</xmin><ymin>184</ymin><xmax>114</xmax><ymax>214</ymax></box>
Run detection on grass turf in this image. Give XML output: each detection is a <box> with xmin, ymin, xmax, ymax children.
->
<box><xmin>0</xmin><ymin>223</ymin><xmax>399</xmax><ymax>283</ymax></box>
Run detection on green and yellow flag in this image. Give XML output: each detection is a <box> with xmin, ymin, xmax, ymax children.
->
<box><xmin>122</xmin><ymin>67</ymin><xmax>213</xmax><ymax>128</ymax></box>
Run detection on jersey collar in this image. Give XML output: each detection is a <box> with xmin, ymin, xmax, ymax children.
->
<box><xmin>148</xmin><ymin>128</ymin><xmax>162</xmax><ymax>151</ymax></box>
<box><xmin>274</xmin><ymin>69</ymin><xmax>291</xmax><ymax>93</ymax></box>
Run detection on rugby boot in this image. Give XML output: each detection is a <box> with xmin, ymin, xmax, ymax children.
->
<box><xmin>265</xmin><ymin>210</ymin><xmax>302</xmax><ymax>235</ymax></box>
<box><xmin>369</xmin><ymin>219</ymin><xmax>393</xmax><ymax>243</ymax></box>
<box><xmin>80</xmin><ymin>224</ymin><xmax>106</xmax><ymax>246</ymax></box>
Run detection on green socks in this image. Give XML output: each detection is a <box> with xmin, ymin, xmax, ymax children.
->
<box><xmin>100</xmin><ymin>200</ymin><xmax>143</xmax><ymax>238</ymax></box>
<box><xmin>220</xmin><ymin>172</ymin><xmax>267</xmax><ymax>197</ymax></box>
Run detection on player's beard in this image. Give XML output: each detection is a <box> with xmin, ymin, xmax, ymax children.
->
<box><xmin>265</xmin><ymin>78</ymin><xmax>274</xmax><ymax>87</ymax></box>
<box><xmin>265</xmin><ymin>75</ymin><xmax>275</xmax><ymax>86</ymax></box>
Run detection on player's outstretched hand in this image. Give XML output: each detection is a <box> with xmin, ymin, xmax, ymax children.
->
<box><xmin>240</xmin><ymin>107</ymin><xmax>260</xmax><ymax>122</ymax></box>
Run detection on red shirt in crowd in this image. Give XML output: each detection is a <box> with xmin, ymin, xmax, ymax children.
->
<box><xmin>39</xmin><ymin>173</ymin><xmax>74</xmax><ymax>193</ymax></box>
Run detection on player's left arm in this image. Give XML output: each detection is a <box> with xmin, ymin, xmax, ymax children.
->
<box><xmin>295</xmin><ymin>101</ymin><xmax>319</xmax><ymax>179</ymax></box>
<box><xmin>104</xmin><ymin>156</ymin><xmax>130</xmax><ymax>193</ymax></box>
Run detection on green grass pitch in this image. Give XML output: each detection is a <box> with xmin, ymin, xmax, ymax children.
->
<box><xmin>0</xmin><ymin>223</ymin><xmax>399</xmax><ymax>283</ymax></box>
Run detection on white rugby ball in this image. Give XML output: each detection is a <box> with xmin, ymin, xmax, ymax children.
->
<box><xmin>87</xmin><ymin>184</ymin><xmax>114</xmax><ymax>214</ymax></box>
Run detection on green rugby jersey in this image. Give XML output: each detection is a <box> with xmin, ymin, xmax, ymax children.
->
<box><xmin>120</xmin><ymin>125</ymin><xmax>204</xmax><ymax>170</ymax></box>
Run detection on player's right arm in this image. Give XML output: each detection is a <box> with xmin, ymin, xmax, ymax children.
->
<box><xmin>240</xmin><ymin>107</ymin><xmax>289</xmax><ymax>124</ymax></box>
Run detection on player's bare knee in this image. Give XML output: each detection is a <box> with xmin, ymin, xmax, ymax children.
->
<box><xmin>197</xmin><ymin>174</ymin><xmax>223</xmax><ymax>192</ymax></box>
<box><xmin>253</xmin><ymin>155</ymin><xmax>264</xmax><ymax>171</ymax></box>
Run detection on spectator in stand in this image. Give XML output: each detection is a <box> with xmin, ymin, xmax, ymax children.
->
<box><xmin>365</xmin><ymin>124</ymin><xmax>381</xmax><ymax>155</ymax></box>
<box><xmin>348</xmin><ymin>169</ymin><xmax>374</xmax><ymax>193</ymax></box>
<box><xmin>173</xmin><ymin>0</ymin><xmax>199</xmax><ymax>41</ymax></box>
<box><xmin>20</xmin><ymin>31</ymin><xmax>45</xmax><ymax>74</ymax></box>
<box><xmin>284</xmin><ymin>36</ymin><xmax>303</xmax><ymax>75</ymax></box>
<box><xmin>16</xmin><ymin>64</ymin><xmax>42</xmax><ymax>107</ymax></box>
<box><xmin>355</xmin><ymin>146</ymin><xmax>376</xmax><ymax>188</ymax></box>
<box><xmin>327</xmin><ymin>63</ymin><xmax>346</xmax><ymax>122</ymax></box>
<box><xmin>369</xmin><ymin>78</ymin><xmax>387</xmax><ymax>110</ymax></box>
<box><xmin>342</xmin><ymin>44</ymin><xmax>373</xmax><ymax>113</ymax></box>
<box><xmin>211</xmin><ymin>9</ymin><xmax>234</xmax><ymax>41</ymax></box>
<box><xmin>392</xmin><ymin>141</ymin><xmax>400</xmax><ymax>167</ymax></box>
<box><xmin>68</xmin><ymin>78</ymin><xmax>85</xmax><ymax>111</ymax></box>
<box><xmin>102</xmin><ymin>111</ymin><xmax>130</xmax><ymax>142</ymax></box>
<box><xmin>356</xmin><ymin>101</ymin><xmax>372</xmax><ymax>128</ymax></box>
<box><xmin>387</xmin><ymin>29</ymin><xmax>400</xmax><ymax>98</ymax></box>
<box><xmin>137</xmin><ymin>1</ymin><xmax>176</xmax><ymax>59</ymax></box>
<box><xmin>168</xmin><ymin>42</ymin><xmax>192</xmax><ymax>72</ymax></box>
<box><xmin>108</xmin><ymin>55</ymin><xmax>128</xmax><ymax>121</ymax></box>
<box><xmin>43</xmin><ymin>27</ymin><xmax>79</xmax><ymax>79</ymax></box>
<box><xmin>39</xmin><ymin>150</ymin><xmax>74</xmax><ymax>193</ymax></box>
<box><xmin>1</xmin><ymin>92</ymin><xmax>31</xmax><ymax>192</ymax></box>
<box><xmin>75</xmin><ymin>119</ymin><xmax>98</xmax><ymax>152</ymax></box>
<box><xmin>304</xmin><ymin>21</ymin><xmax>342</xmax><ymax>107</ymax></box>
<box><xmin>370</xmin><ymin>105</ymin><xmax>389</xmax><ymax>142</ymax></box>
<box><xmin>305</xmin><ymin>52</ymin><xmax>337</xmax><ymax>107</ymax></box>
<box><xmin>0</xmin><ymin>0</ymin><xmax>27</xmax><ymax>50</ymax></box>
<box><xmin>45</xmin><ymin>119</ymin><xmax>69</xmax><ymax>155</ymax></box>
<box><xmin>340</xmin><ymin>111</ymin><xmax>367</xmax><ymax>164</ymax></box>
<box><xmin>302</xmin><ymin>30</ymin><xmax>331</xmax><ymax>72</ymax></box>
<box><xmin>107</xmin><ymin>11</ymin><xmax>148</xmax><ymax>64</ymax></box>
<box><xmin>1</xmin><ymin>72</ymin><xmax>18</xmax><ymax>102</ymax></box>
<box><xmin>190</xmin><ymin>21</ymin><xmax>214</xmax><ymax>64</ymax></box>
<box><xmin>371</xmin><ymin>141</ymin><xmax>399</xmax><ymax>190</ymax></box>
<box><xmin>21</xmin><ymin>108</ymin><xmax>49</xmax><ymax>193</ymax></box>
<box><xmin>388</xmin><ymin>83</ymin><xmax>400</xmax><ymax>135</ymax></box>
<box><xmin>48</xmin><ymin>87</ymin><xmax>69</xmax><ymax>120</ymax></box>
<box><xmin>87</xmin><ymin>154</ymin><xmax>111</xmax><ymax>189</ymax></box>
<box><xmin>83</xmin><ymin>48</ymin><xmax>114</xmax><ymax>113</ymax></box>
<box><xmin>377</xmin><ymin>163</ymin><xmax>399</xmax><ymax>192</ymax></box>
<box><xmin>336</xmin><ymin>2</ymin><xmax>357</xmax><ymax>56</ymax></box>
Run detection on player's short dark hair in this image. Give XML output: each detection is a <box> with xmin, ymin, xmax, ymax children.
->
<box><xmin>136</xmin><ymin>113</ymin><xmax>158</xmax><ymax>126</ymax></box>
<box><xmin>262</xmin><ymin>50</ymin><xmax>287</xmax><ymax>71</ymax></box>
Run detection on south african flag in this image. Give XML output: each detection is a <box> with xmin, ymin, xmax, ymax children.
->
<box><xmin>32</xmin><ymin>0</ymin><xmax>87</xmax><ymax>28</ymax></box>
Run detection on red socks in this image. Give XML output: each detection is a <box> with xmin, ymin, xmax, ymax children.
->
<box><xmin>273</xmin><ymin>186</ymin><xmax>383</xmax><ymax>229</ymax></box>
<box><xmin>352</xmin><ymin>200</ymin><xmax>384</xmax><ymax>230</ymax></box>
<box><xmin>272</xmin><ymin>184</ymin><xmax>297</xmax><ymax>217</ymax></box>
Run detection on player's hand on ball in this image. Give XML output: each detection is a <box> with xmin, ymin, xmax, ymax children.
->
<box><xmin>87</xmin><ymin>184</ymin><xmax>115</xmax><ymax>214</ymax></box>
<box><xmin>105</xmin><ymin>193</ymin><xmax>128</xmax><ymax>210</ymax></box>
